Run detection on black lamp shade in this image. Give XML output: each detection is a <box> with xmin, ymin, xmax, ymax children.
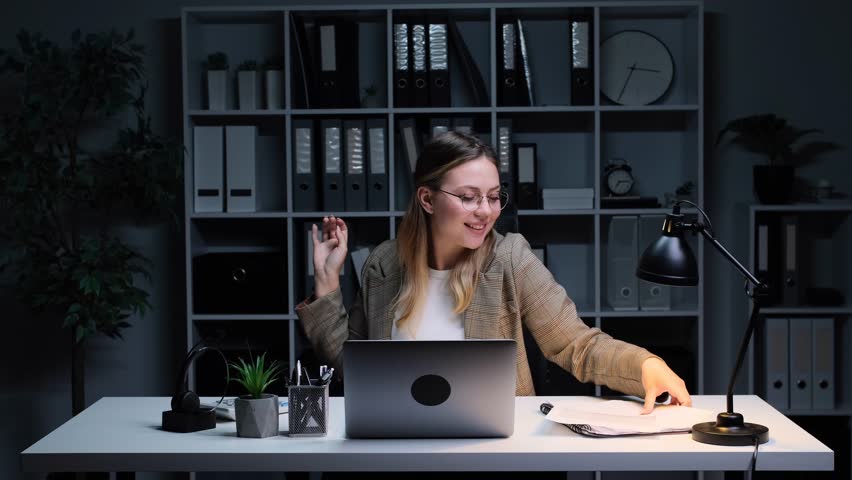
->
<box><xmin>636</xmin><ymin>231</ymin><xmax>698</xmax><ymax>286</ymax></box>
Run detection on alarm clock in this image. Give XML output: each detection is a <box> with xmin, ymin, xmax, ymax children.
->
<box><xmin>603</xmin><ymin>158</ymin><xmax>634</xmax><ymax>196</ymax></box>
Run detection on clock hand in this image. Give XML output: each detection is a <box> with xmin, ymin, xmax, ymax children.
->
<box><xmin>632</xmin><ymin>66</ymin><xmax>661</xmax><ymax>73</ymax></box>
<box><xmin>617</xmin><ymin>63</ymin><xmax>637</xmax><ymax>102</ymax></box>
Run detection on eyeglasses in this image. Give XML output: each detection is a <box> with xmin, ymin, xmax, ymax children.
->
<box><xmin>437</xmin><ymin>189</ymin><xmax>510</xmax><ymax>211</ymax></box>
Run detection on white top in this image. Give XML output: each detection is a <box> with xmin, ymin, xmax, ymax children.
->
<box><xmin>391</xmin><ymin>268</ymin><xmax>464</xmax><ymax>340</ymax></box>
<box><xmin>21</xmin><ymin>396</ymin><xmax>833</xmax><ymax>473</ymax></box>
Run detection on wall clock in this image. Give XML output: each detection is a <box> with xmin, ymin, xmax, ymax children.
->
<box><xmin>600</xmin><ymin>30</ymin><xmax>674</xmax><ymax>105</ymax></box>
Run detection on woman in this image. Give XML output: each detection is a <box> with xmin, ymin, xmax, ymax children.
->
<box><xmin>297</xmin><ymin>131</ymin><xmax>690</xmax><ymax>413</ymax></box>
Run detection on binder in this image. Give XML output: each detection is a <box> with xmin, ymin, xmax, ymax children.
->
<box><xmin>320</xmin><ymin>119</ymin><xmax>345</xmax><ymax>211</ymax></box>
<box><xmin>225</xmin><ymin>125</ymin><xmax>257</xmax><ymax>212</ymax></box>
<box><xmin>397</xmin><ymin>118</ymin><xmax>420</xmax><ymax>203</ymax></box>
<box><xmin>410</xmin><ymin>24</ymin><xmax>430</xmax><ymax>108</ymax></box>
<box><xmin>429</xmin><ymin>117</ymin><xmax>451</xmax><ymax>139</ymax></box>
<box><xmin>788</xmin><ymin>317</ymin><xmax>813</xmax><ymax>410</ymax></box>
<box><xmin>516</xmin><ymin>19</ymin><xmax>534</xmax><ymax>106</ymax></box>
<box><xmin>811</xmin><ymin>317</ymin><xmax>835</xmax><ymax>409</ymax></box>
<box><xmin>317</xmin><ymin>21</ymin><xmax>341</xmax><ymax>108</ymax></box>
<box><xmin>606</xmin><ymin>216</ymin><xmax>639</xmax><ymax>311</ymax></box>
<box><xmin>292</xmin><ymin>119</ymin><xmax>318</xmax><ymax>212</ymax></box>
<box><xmin>781</xmin><ymin>215</ymin><xmax>799</xmax><ymax>306</ymax></box>
<box><xmin>343</xmin><ymin>119</ymin><xmax>367</xmax><ymax>212</ymax></box>
<box><xmin>428</xmin><ymin>23</ymin><xmax>450</xmax><ymax>107</ymax></box>
<box><xmin>392</xmin><ymin>23</ymin><xmax>411</xmax><ymax>108</ymax></box>
<box><xmin>570</xmin><ymin>16</ymin><xmax>594</xmax><ymax>105</ymax></box>
<box><xmin>763</xmin><ymin>317</ymin><xmax>789</xmax><ymax>411</ymax></box>
<box><xmin>496</xmin><ymin>119</ymin><xmax>515</xmax><ymax>208</ymax></box>
<box><xmin>305</xmin><ymin>223</ymin><xmax>316</xmax><ymax>299</ymax></box>
<box><xmin>452</xmin><ymin>117</ymin><xmax>474</xmax><ymax>135</ymax></box>
<box><xmin>515</xmin><ymin>143</ymin><xmax>538</xmax><ymax>209</ymax></box>
<box><xmin>638</xmin><ymin>215</ymin><xmax>671</xmax><ymax>310</ymax></box>
<box><xmin>498</xmin><ymin>20</ymin><xmax>521</xmax><ymax>106</ymax></box>
<box><xmin>290</xmin><ymin>14</ymin><xmax>314</xmax><ymax>109</ymax></box>
<box><xmin>338</xmin><ymin>20</ymin><xmax>361</xmax><ymax>108</ymax></box>
<box><xmin>448</xmin><ymin>18</ymin><xmax>488</xmax><ymax>107</ymax></box>
<box><xmin>193</xmin><ymin>126</ymin><xmax>224</xmax><ymax>213</ymax></box>
<box><xmin>756</xmin><ymin>217</ymin><xmax>782</xmax><ymax>305</ymax></box>
<box><xmin>366</xmin><ymin>119</ymin><xmax>389</xmax><ymax>211</ymax></box>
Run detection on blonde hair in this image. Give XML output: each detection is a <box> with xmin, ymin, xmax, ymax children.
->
<box><xmin>393</xmin><ymin>132</ymin><xmax>499</xmax><ymax>332</ymax></box>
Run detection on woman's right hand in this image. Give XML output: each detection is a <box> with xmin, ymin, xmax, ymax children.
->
<box><xmin>312</xmin><ymin>216</ymin><xmax>348</xmax><ymax>298</ymax></box>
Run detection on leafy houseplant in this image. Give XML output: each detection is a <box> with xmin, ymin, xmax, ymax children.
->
<box><xmin>715</xmin><ymin>114</ymin><xmax>840</xmax><ymax>204</ymax></box>
<box><xmin>230</xmin><ymin>353</ymin><xmax>283</xmax><ymax>438</ymax></box>
<box><xmin>0</xmin><ymin>30</ymin><xmax>183</xmax><ymax>416</ymax></box>
<box><xmin>203</xmin><ymin>51</ymin><xmax>229</xmax><ymax>110</ymax></box>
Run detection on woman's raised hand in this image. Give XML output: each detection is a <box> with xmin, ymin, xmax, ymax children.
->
<box><xmin>312</xmin><ymin>216</ymin><xmax>348</xmax><ymax>298</ymax></box>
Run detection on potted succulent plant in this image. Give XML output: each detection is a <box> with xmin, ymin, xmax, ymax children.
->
<box><xmin>236</xmin><ymin>59</ymin><xmax>259</xmax><ymax>110</ymax></box>
<box><xmin>715</xmin><ymin>114</ymin><xmax>840</xmax><ymax>204</ymax></box>
<box><xmin>230</xmin><ymin>352</ymin><xmax>283</xmax><ymax>438</ymax></box>
<box><xmin>262</xmin><ymin>56</ymin><xmax>284</xmax><ymax>110</ymax></box>
<box><xmin>203</xmin><ymin>52</ymin><xmax>229</xmax><ymax>110</ymax></box>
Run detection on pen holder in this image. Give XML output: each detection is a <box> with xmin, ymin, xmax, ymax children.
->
<box><xmin>287</xmin><ymin>383</ymin><xmax>329</xmax><ymax>437</ymax></box>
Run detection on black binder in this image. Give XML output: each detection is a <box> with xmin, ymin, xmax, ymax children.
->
<box><xmin>343</xmin><ymin>119</ymin><xmax>367</xmax><ymax>211</ymax></box>
<box><xmin>320</xmin><ymin>119</ymin><xmax>345</xmax><ymax>211</ymax></box>
<box><xmin>410</xmin><ymin>24</ymin><xmax>430</xmax><ymax>108</ymax></box>
<box><xmin>366</xmin><ymin>118</ymin><xmax>389</xmax><ymax>211</ymax></box>
<box><xmin>338</xmin><ymin>20</ymin><xmax>360</xmax><ymax>108</ymax></box>
<box><xmin>755</xmin><ymin>216</ymin><xmax>782</xmax><ymax>305</ymax></box>
<box><xmin>498</xmin><ymin>20</ymin><xmax>522</xmax><ymax>106</ymax></box>
<box><xmin>393</xmin><ymin>23</ymin><xmax>411</xmax><ymax>108</ymax></box>
<box><xmin>429</xmin><ymin>117</ymin><xmax>451</xmax><ymax>139</ymax></box>
<box><xmin>497</xmin><ymin>118</ymin><xmax>515</xmax><ymax>208</ymax></box>
<box><xmin>292</xmin><ymin>119</ymin><xmax>318</xmax><ymax>211</ymax></box>
<box><xmin>515</xmin><ymin>143</ymin><xmax>538</xmax><ymax>209</ymax></box>
<box><xmin>448</xmin><ymin>18</ymin><xmax>488</xmax><ymax>107</ymax></box>
<box><xmin>397</xmin><ymin>118</ymin><xmax>420</xmax><ymax>203</ymax></box>
<box><xmin>290</xmin><ymin>14</ymin><xmax>314</xmax><ymax>109</ymax></box>
<box><xmin>316</xmin><ymin>20</ymin><xmax>341</xmax><ymax>108</ymax></box>
<box><xmin>428</xmin><ymin>23</ymin><xmax>450</xmax><ymax>107</ymax></box>
<box><xmin>516</xmin><ymin>19</ymin><xmax>534</xmax><ymax>106</ymax></box>
<box><xmin>570</xmin><ymin>16</ymin><xmax>594</xmax><ymax>105</ymax></box>
<box><xmin>781</xmin><ymin>215</ymin><xmax>799</xmax><ymax>306</ymax></box>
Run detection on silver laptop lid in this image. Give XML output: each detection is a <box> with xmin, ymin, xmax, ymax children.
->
<box><xmin>343</xmin><ymin>339</ymin><xmax>516</xmax><ymax>438</ymax></box>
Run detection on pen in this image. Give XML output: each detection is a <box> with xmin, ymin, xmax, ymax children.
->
<box><xmin>540</xmin><ymin>402</ymin><xmax>554</xmax><ymax>415</ymax></box>
<box><xmin>296</xmin><ymin>360</ymin><xmax>301</xmax><ymax>386</ymax></box>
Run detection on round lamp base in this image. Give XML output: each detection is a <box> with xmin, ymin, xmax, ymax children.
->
<box><xmin>692</xmin><ymin>412</ymin><xmax>769</xmax><ymax>446</ymax></box>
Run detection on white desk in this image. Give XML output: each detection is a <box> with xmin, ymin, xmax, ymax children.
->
<box><xmin>21</xmin><ymin>395</ymin><xmax>832</xmax><ymax>473</ymax></box>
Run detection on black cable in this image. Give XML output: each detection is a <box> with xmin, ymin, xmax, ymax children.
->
<box><xmin>750</xmin><ymin>433</ymin><xmax>760</xmax><ymax>475</ymax></box>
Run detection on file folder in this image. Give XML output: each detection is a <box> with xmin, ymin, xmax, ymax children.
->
<box><xmin>393</xmin><ymin>23</ymin><xmax>411</xmax><ymax>108</ymax></box>
<box><xmin>570</xmin><ymin>16</ymin><xmax>593</xmax><ymax>105</ymax></box>
<box><xmin>290</xmin><ymin>14</ymin><xmax>314</xmax><ymax>109</ymax></box>
<box><xmin>338</xmin><ymin>20</ymin><xmax>360</xmax><ymax>108</ymax></box>
<box><xmin>343</xmin><ymin>119</ymin><xmax>367</xmax><ymax>212</ymax></box>
<box><xmin>321</xmin><ymin>119</ymin><xmax>345</xmax><ymax>211</ymax></box>
<box><xmin>193</xmin><ymin>126</ymin><xmax>224</xmax><ymax>213</ymax></box>
<box><xmin>781</xmin><ymin>215</ymin><xmax>799</xmax><ymax>306</ymax></box>
<box><xmin>428</xmin><ymin>23</ymin><xmax>450</xmax><ymax>107</ymax></box>
<box><xmin>305</xmin><ymin>223</ymin><xmax>316</xmax><ymax>298</ymax></box>
<box><xmin>397</xmin><ymin>118</ymin><xmax>420</xmax><ymax>203</ymax></box>
<box><xmin>606</xmin><ymin>216</ymin><xmax>639</xmax><ymax>311</ymax></box>
<box><xmin>515</xmin><ymin>143</ymin><xmax>538</xmax><ymax>209</ymax></box>
<box><xmin>292</xmin><ymin>119</ymin><xmax>318</xmax><ymax>212</ymax></box>
<box><xmin>410</xmin><ymin>24</ymin><xmax>430</xmax><ymax>107</ymax></box>
<box><xmin>756</xmin><ymin>218</ymin><xmax>782</xmax><ymax>305</ymax></box>
<box><xmin>638</xmin><ymin>215</ymin><xmax>671</xmax><ymax>310</ymax></box>
<box><xmin>763</xmin><ymin>317</ymin><xmax>789</xmax><ymax>411</ymax></box>
<box><xmin>430</xmin><ymin>117</ymin><xmax>451</xmax><ymax>139</ymax></box>
<box><xmin>811</xmin><ymin>317</ymin><xmax>835</xmax><ymax>409</ymax></box>
<box><xmin>366</xmin><ymin>118</ymin><xmax>388</xmax><ymax>211</ymax></box>
<box><xmin>498</xmin><ymin>21</ymin><xmax>521</xmax><ymax>106</ymax></box>
<box><xmin>448</xmin><ymin>18</ymin><xmax>488</xmax><ymax>107</ymax></box>
<box><xmin>788</xmin><ymin>317</ymin><xmax>813</xmax><ymax>410</ymax></box>
<box><xmin>317</xmin><ymin>21</ymin><xmax>342</xmax><ymax>108</ymax></box>
<box><xmin>516</xmin><ymin>19</ymin><xmax>534</xmax><ymax>106</ymax></box>
<box><xmin>452</xmin><ymin>117</ymin><xmax>474</xmax><ymax>135</ymax></box>
<box><xmin>225</xmin><ymin>125</ymin><xmax>257</xmax><ymax>212</ymax></box>
<box><xmin>496</xmin><ymin>119</ymin><xmax>515</xmax><ymax>208</ymax></box>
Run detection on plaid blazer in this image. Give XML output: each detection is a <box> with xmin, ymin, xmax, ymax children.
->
<box><xmin>296</xmin><ymin>232</ymin><xmax>657</xmax><ymax>396</ymax></box>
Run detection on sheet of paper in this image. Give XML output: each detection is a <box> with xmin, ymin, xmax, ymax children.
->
<box><xmin>545</xmin><ymin>399</ymin><xmax>716</xmax><ymax>435</ymax></box>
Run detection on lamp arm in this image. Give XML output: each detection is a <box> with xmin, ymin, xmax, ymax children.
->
<box><xmin>688</xmin><ymin>223</ymin><xmax>765</xmax><ymax>414</ymax></box>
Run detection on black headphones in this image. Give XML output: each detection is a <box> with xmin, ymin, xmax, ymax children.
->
<box><xmin>170</xmin><ymin>341</ymin><xmax>229</xmax><ymax>413</ymax></box>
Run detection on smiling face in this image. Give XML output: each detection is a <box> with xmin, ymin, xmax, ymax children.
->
<box><xmin>417</xmin><ymin>155</ymin><xmax>501</xmax><ymax>269</ymax></box>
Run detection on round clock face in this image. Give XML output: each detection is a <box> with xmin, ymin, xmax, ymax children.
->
<box><xmin>600</xmin><ymin>30</ymin><xmax>674</xmax><ymax>105</ymax></box>
<box><xmin>606</xmin><ymin>168</ymin><xmax>634</xmax><ymax>195</ymax></box>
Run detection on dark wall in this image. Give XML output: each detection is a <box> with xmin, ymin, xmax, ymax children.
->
<box><xmin>2</xmin><ymin>1</ymin><xmax>851</xmax><ymax>480</ymax></box>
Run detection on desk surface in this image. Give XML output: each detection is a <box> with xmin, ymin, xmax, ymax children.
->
<box><xmin>22</xmin><ymin>395</ymin><xmax>832</xmax><ymax>473</ymax></box>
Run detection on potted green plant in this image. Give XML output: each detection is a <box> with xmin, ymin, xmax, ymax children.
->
<box><xmin>262</xmin><ymin>56</ymin><xmax>284</xmax><ymax>110</ymax></box>
<box><xmin>715</xmin><ymin>114</ymin><xmax>840</xmax><ymax>204</ymax></box>
<box><xmin>230</xmin><ymin>352</ymin><xmax>283</xmax><ymax>438</ymax></box>
<box><xmin>236</xmin><ymin>59</ymin><xmax>258</xmax><ymax>110</ymax></box>
<box><xmin>0</xmin><ymin>29</ymin><xmax>183</xmax><ymax>416</ymax></box>
<box><xmin>203</xmin><ymin>52</ymin><xmax>229</xmax><ymax>110</ymax></box>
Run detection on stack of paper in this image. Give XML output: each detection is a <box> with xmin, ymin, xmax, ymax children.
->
<box><xmin>545</xmin><ymin>400</ymin><xmax>715</xmax><ymax>436</ymax></box>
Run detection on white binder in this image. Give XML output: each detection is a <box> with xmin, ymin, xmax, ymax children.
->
<box><xmin>193</xmin><ymin>126</ymin><xmax>224</xmax><ymax>212</ymax></box>
<box><xmin>225</xmin><ymin>126</ymin><xmax>257</xmax><ymax>212</ymax></box>
<box><xmin>607</xmin><ymin>216</ymin><xmax>638</xmax><ymax>310</ymax></box>
<box><xmin>788</xmin><ymin>317</ymin><xmax>813</xmax><ymax>410</ymax></box>
<box><xmin>811</xmin><ymin>317</ymin><xmax>835</xmax><ymax>409</ymax></box>
<box><xmin>763</xmin><ymin>317</ymin><xmax>789</xmax><ymax>411</ymax></box>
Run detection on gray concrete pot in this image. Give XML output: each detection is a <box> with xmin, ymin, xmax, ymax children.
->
<box><xmin>235</xmin><ymin>393</ymin><xmax>279</xmax><ymax>438</ymax></box>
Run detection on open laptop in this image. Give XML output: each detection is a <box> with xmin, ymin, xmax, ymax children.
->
<box><xmin>343</xmin><ymin>339</ymin><xmax>516</xmax><ymax>438</ymax></box>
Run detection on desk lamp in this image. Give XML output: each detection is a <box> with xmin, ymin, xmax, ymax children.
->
<box><xmin>635</xmin><ymin>200</ymin><xmax>769</xmax><ymax>446</ymax></box>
